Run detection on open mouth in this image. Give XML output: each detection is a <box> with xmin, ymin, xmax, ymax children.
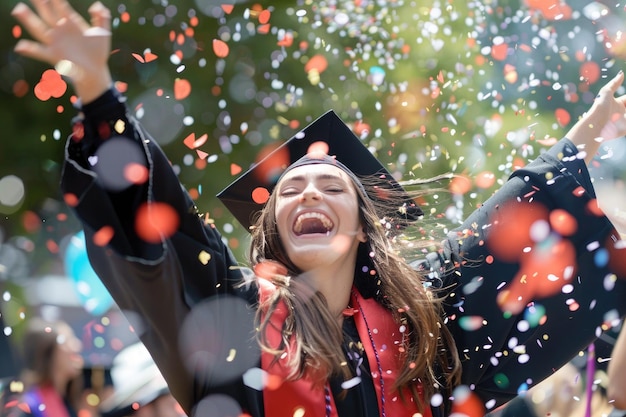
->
<box><xmin>293</xmin><ymin>212</ymin><xmax>334</xmax><ymax>236</ymax></box>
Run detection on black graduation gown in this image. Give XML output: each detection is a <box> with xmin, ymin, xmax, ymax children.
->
<box><xmin>60</xmin><ymin>88</ymin><xmax>626</xmax><ymax>416</ymax></box>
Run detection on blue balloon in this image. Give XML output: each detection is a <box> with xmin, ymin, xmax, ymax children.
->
<box><xmin>64</xmin><ymin>231</ymin><xmax>114</xmax><ymax>316</ymax></box>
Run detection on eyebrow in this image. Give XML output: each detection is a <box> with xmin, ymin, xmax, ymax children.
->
<box><xmin>281</xmin><ymin>173</ymin><xmax>346</xmax><ymax>183</ymax></box>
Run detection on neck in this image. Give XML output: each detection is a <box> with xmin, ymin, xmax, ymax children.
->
<box><xmin>306</xmin><ymin>265</ymin><xmax>354</xmax><ymax>321</ymax></box>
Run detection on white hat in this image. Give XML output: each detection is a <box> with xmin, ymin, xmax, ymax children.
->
<box><xmin>100</xmin><ymin>342</ymin><xmax>169</xmax><ymax>416</ymax></box>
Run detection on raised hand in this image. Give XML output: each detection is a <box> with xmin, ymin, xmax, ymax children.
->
<box><xmin>566</xmin><ymin>71</ymin><xmax>626</xmax><ymax>163</ymax></box>
<box><xmin>12</xmin><ymin>0</ymin><xmax>113</xmax><ymax>103</ymax></box>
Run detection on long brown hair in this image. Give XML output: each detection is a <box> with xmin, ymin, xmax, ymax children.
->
<box><xmin>248</xmin><ymin>170</ymin><xmax>462</xmax><ymax>408</ymax></box>
<box><xmin>20</xmin><ymin>318</ymin><xmax>83</xmax><ymax>408</ymax></box>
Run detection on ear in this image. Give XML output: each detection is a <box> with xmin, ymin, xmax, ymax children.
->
<box><xmin>357</xmin><ymin>225</ymin><xmax>367</xmax><ymax>243</ymax></box>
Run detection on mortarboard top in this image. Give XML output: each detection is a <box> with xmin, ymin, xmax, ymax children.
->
<box><xmin>217</xmin><ymin>110</ymin><xmax>422</xmax><ymax>231</ymax></box>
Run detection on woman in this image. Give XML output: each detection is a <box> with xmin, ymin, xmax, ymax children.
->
<box><xmin>8</xmin><ymin>318</ymin><xmax>84</xmax><ymax>417</ymax></box>
<box><xmin>11</xmin><ymin>1</ymin><xmax>626</xmax><ymax>416</ymax></box>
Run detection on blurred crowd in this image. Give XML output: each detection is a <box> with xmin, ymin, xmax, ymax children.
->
<box><xmin>3</xmin><ymin>314</ymin><xmax>626</xmax><ymax>417</ymax></box>
<box><xmin>0</xmin><ymin>317</ymin><xmax>186</xmax><ymax>417</ymax></box>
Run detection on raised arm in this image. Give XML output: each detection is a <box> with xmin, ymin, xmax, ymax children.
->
<box><xmin>12</xmin><ymin>0</ymin><xmax>112</xmax><ymax>104</ymax></box>
<box><xmin>565</xmin><ymin>71</ymin><xmax>626</xmax><ymax>165</ymax></box>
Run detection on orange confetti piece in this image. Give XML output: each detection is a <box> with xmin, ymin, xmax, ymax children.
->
<box><xmin>174</xmin><ymin>78</ymin><xmax>191</xmax><ymax>100</ymax></box>
<box><xmin>132</xmin><ymin>52</ymin><xmax>145</xmax><ymax>63</ymax></box>
<box><xmin>259</xmin><ymin>9</ymin><xmax>271</xmax><ymax>24</ymax></box>
<box><xmin>304</xmin><ymin>54</ymin><xmax>328</xmax><ymax>74</ymax></box>
<box><xmin>307</xmin><ymin>141</ymin><xmax>330</xmax><ymax>158</ymax></box>
<box><xmin>12</xmin><ymin>25</ymin><xmax>22</xmax><ymax>38</ymax></box>
<box><xmin>121</xmin><ymin>11</ymin><xmax>130</xmax><ymax>23</ymax></box>
<box><xmin>115</xmin><ymin>81</ymin><xmax>129</xmax><ymax>93</ymax></box>
<box><xmin>580</xmin><ymin>61</ymin><xmax>600</xmax><ymax>84</ymax></box>
<box><xmin>221</xmin><ymin>4</ymin><xmax>234</xmax><ymax>14</ymax></box>
<box><xmin>555</xmin><ymin>108</ymin><xmax>571</xmax><ymax>127</ymax></box>
<box><xmin>93</xmin><ymin>226</ymin><xmax>115</xmax><ymax>247</ymax></box>
<box><xmin>196</xmin><ymin>149</ymin><xmax>209</xmax><ymax>159</ymax></box>
<box><xmin>254</xmin><ymin>143</ymin><xmax>290</xmax><ymax>184</ymax></box>
<box><xmin>132</xmin><ymin>52</ymin><xmax>158</xmax><ymax>63</ymax></box>
<box><xmin>491</xmin><ymin>43</ymin><xmax>508</xmax><ymax>61</ymax></box>
<box><xmin>549</xmin><ymin>209</ymin><xmax>577</xmax><ymax>236</ymax></box>
<box><xmin>46</xmin><ymin>239</ymin><xmax>59</xmax><ymax>254</ymax></box>
<box><xmin>231</xmin><ymin>163</ymin><xmax>242</xmax><ymax>176</ymax></box>
<box><xmin>124</xmin><ymin>162</ymin><xmax>149</xmax><ymax>185</ymax></box>
<box><xmin>22</xmin><ymin>210</ymin><xmax>41</xmax><ymax>233</ymax></box>
<box><xmin>213</xmin><ymin>39</ymin><xmax>230</xmax><ymax>58</ymax></box>
<box><xmin>135</xmin><ymin>202</ymin><xmax>180</xmax><ymax>243</ymax></box>
<box><xmin>257</xmin><ymin>24</ymin><xmax>270</xmax><ymax>35</ymax></box>
<box><xmin>449</xmin><ymin>175</ymin><xmax>472</xmax><ymax>195</ymax></box>
<box><xmin>277</xmin><ymin>33</ymin><xmax>293</xmax><ymax>47</ymax></box>
<box><xmin>475</xmin><ymin>171</ymin><xmax>496</xmax><ymax>189</ymax></box>
<box><xmin>144</xmin><ymin>52</ymin><xmax>158</xmax><ymax>62</ymax></box>
<box><xmin>64</xmin><ymin>193</ymin><xmax>79</xmax><ymax>207</ymax></box>
<box><xmin>183</xmin><ymin>133</ymin><xmax>208</xmax><ymax>149</ymax></box>
<box><xmin>252</xmin><ymin>187</ymin><xmax>270</xmax><ymax>204</ymax></box>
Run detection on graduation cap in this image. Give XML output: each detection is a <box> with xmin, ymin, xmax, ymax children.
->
<box><xmin>217</xmin><ymin>110</ymin><xmax>423</xmax><ymax>231</ymax></box>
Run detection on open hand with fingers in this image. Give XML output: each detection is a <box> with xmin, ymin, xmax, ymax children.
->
<box><xmin>12</xmin><ymin>0</ymin><xmax>113</xmax><ymax>103</ymax></box>
<box><xmin>566</xmin><ymin>71</ymin><xmax>626</xmax><ymax>163</ymax></box>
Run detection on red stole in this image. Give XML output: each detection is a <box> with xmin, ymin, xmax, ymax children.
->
<box><xmin>258</xmin><ymin>279</ymin><xmax>433</xmax><ymax>417</ymax></box>
<box><xmin>23</xmin><ymin>385</ymin><xmax>71</xmax><ymax>417</ymax></box>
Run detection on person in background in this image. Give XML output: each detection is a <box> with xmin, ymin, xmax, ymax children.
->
<box><xmin>6</xmin><ymin>318</ymin><xmax>84</xmax><ymax>417</ymax></box>
<box><xmin>99</xmin><ymin>342</ymin><xmax>186</xmax><ymax>417</ymax></box>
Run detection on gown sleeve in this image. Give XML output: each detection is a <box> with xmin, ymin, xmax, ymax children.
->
<box><xmin>60</xmin><ymin>88</ymin><xmax>260</xmax><ymax>415</ymax></box>
<box><xmin>419</xmin><ymin>138</ymin><xmax>626</xmax><ymax>411</ymax></box>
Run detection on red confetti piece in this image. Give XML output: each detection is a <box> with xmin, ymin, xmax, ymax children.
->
<box><xmin>93</xmin><ymin>226</ymin><xmax>114</xmax><ymax>247</ymax></box>
<box><xmin>307</xmin><ymin>141</ymin><xmax>330</xmax><ymax>158</ymax></box>
<box><xmin>259</xmin><ymin>9</ymin><xmax>271</xmax><ymax>24</ymax></box>
<box><xmin>231</xmin><ymin>163</ymin><xmax>242</xmax><ymax>176</ymax></box>
<box><xmin>132</xmin><ymin>52</ymin><xmax>158</xmax><ymax>63</ymax></box>
<box><xmin>124</xmin><ymin>162</ymin><xmax>149</xmax><ymax>185</ymax></box>
<box><xmin>586</xmin><ymin>199</ymin><xmax>605</xmax><ymax>216</ymax></box>
<box><xmin>22</xmin><ymin>210</ymin><xmax>41</xmax><ymax>233</ymax></box>
<box><xmin>549</xmin><ymin>209</ymin><xmax>577</xmax><ymax>236</ymax></box>
<box><xmin>304</xmin><ymin>54</ymin><xmax>329</xmax><ymax>74</ymax></box>
<box><xmin>277</xmin><ymin>33</ymin><xmax>294</xmax><ymax>47</ymax></box>
<box><xmin>34</xmin><ymin>69</ymin><xmax>67</xmax><ymax>101</ymax></box>
<box><xmin>488</xmin><ymin>201</ymin><xmax>549</xmax><ymax>262</ymax></box>
<box><xmin>183</xmin><ymin>133</ymin><xmax>208</xmax><ymax>149</ymax></box>
<box><xmin>580</xmin><ymin>61</ymin><xmax>601</xmax><ymax>84</ymax></box>
<box><xmin>47</xmin><ymin>239</ymin><xmax>59</xmax><ymax>254</ymax></box>
<box><xmin>252</xmin><ymin>187</ymin><xmax>270</xmax><ymax>204</ymax></box>
<box><xmin>135</xmin><ymin>202</ymin><xmax>180</xmax><ymax>243</ymax></box>
<box><xmin>64</xmin><ymin>193</ymin><xmax>79</xmax><ymax>207</ymax></box>
<box><xmin>474</xmin><ymin>171</ymin><xmax>496</xmax><ymax>189</ymax></box>
<box><xmin>213</xmin><ymin>39</ymin><xmax>230</xmax><ymax>58</ymax></box>
<box><xmin>12</xmin><ymin>24</ymin><xmax>22</xmax><ymax>38</ymax></box>
<box><xmin>174</xmin><ymin>78</ymin><xmax>191</xmax><ymax>100</ymax></box>
<box><xmin>491</xmin><ymin>43</ymin><xmax>508</xmax><ymax>61</ymax></box>
<box><xmin>555</xmin><ymin>108</ymin><xmax>571</xmax><ymax>127</ymax></box>
<box><xmin>449</xmin><ymin>175</ymin><xmax>472</xmax><ymax>195</ymax></box>
<box><xmin>450</xmin><ymin>387</ymin><xmax>485</xmax><ymax>417</ymax></box>
<box><xmin>253</xmin><ymin>143</ymin><xmax>290</xmax><ymax>184</ymax></box>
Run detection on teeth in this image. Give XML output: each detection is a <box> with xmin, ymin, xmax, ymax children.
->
<box><xmin>293</xmin><ymin>212</ymin><xmax>334</xmax><ymax>234</ymax></box>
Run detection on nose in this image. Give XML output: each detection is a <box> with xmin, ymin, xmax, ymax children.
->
<box><xmin>299</xmin><ymin>183</ymin><xmax>322</xmax><ymax>202</ymax></box>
